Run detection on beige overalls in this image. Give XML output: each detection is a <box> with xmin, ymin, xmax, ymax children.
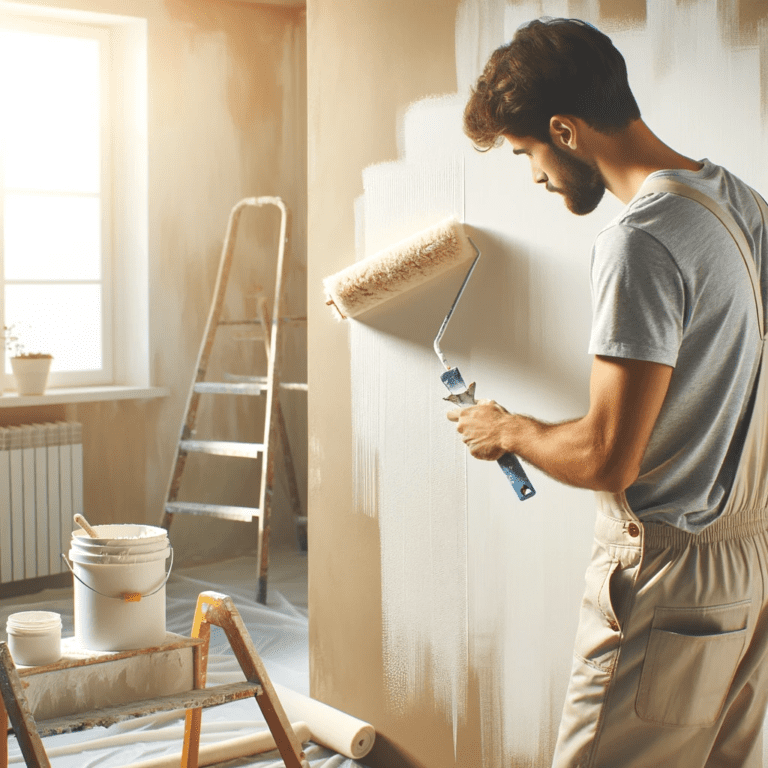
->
<box><xmin>553</xmin><ymin>179</ymin><xmax>768</xmax><ymax>768</ymax></box>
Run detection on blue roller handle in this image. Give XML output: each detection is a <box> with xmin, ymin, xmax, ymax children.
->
<box><xmin>441</xmin><ymin>367</ymin><xmax>536</xmax><ymax>501</ymax></box>
<box><xmin>497</xmin><ymin>452</ymin><xmax>536</xmax><ymax>501</ymax></box>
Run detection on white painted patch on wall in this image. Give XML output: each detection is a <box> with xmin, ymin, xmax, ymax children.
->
<box><xmin>349</xmin><ymin>320</ymin><xmax>380</xmax><ymax>519</ymax></box>
<box><xmin>349</xmin><ymin>155</ymin><xmax>469</xmax><ymax>753</ymax></box>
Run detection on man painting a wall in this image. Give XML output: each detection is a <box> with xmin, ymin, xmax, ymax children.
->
<box><xmin>450</xmin><ymin>17</ymin><xmax>768</xmax><ymax>767</ymax></box>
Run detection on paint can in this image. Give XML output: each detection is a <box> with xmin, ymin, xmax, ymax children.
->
<box><xmin>67</xmin><ymin>525</ymin><xmax>172</xmax><ymax>651</ymax></box>
<box><xmin>6</xmin><ymin>611</ymin><xmax>62</xmax><ymax>666</ymax></box>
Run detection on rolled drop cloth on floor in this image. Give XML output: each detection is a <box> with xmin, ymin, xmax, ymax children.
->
<box><xmin>274</xmin><ymin>682</ymin><xmax>375</xmax><ymax>759</ymax></box>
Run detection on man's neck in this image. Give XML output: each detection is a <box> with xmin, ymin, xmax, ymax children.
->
<box><xmin>590</xmin><ymin>120</ymin><xmax>703</xmax><ymax>204</ymax></box>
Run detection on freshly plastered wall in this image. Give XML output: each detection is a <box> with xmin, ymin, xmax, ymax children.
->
<box><xmin>0</xmin><ymin>0</ymin><xmax>308</xmax><ymax>566</ymax></box>
<box><xmin>307</xmin><ymin>1</ymin><xmax>768</xmax><ymax>766</ymax></box>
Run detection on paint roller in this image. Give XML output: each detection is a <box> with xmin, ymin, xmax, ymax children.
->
<box><xmin>323</xmin><ymin>217</ymin><xmax>535</xmax><ymax>500</ymax></box>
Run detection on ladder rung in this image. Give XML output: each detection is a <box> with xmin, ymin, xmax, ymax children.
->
<box><xmin>218</xmin><ymin>316</ymin><xmax>307</xmax><ymax>326</ymax></box>
<box><xmin>165</xmin><ymin>502</ymin><xmax>258</xmax><ymax>521</ymax></box>
<box><xmin>223</xmin><ymin>374</ymin><xmax>268</xmax><ymax>383</ymax></box>
<box><xmin>37</xmin><ymin>681</ymin><xmax>262</xmax><ymax>736</ymax></box>
<box><xmin>180</xmin><ymin>440</ymin><xmax>264</xmax><ymax>458</ymax></box>
<box><xmin>194</xmin><ymin>382</ymin><xmax>266</xmax><ymax>395</ymax></box>
<box><xmin>221</xmin><ymin>374</ymin><xmax>307</xmax><ymax>392</ymax></box>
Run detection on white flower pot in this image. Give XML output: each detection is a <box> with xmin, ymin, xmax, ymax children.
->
<box><xmin>11</xmin><ymin>357</ymin><xmax>53</xmax><ymax>396</ymax></box>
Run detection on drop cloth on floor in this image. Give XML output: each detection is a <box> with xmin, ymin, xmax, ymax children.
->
<box><xmin>1</xmin><ymin>550</ymin><xmax>369</xmax><ymax>768</ymax></box>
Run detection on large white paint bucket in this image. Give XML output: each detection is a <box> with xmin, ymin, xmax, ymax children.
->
<box><xmin>67</xmin><ymin>525</ymin><xmax>172</xmax><ymax>651</ymax></box>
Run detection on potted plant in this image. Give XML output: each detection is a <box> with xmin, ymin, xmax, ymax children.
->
<box><xmin>4</xmin><ymin>325</ymin><xmax>53</xmax><ymax>396</ymax></box>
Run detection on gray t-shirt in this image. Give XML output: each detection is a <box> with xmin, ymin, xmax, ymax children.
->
<box><xmin>589</xmin><ymin>159</ymin><xmax>767</xmax><ymax>532</ymax></box>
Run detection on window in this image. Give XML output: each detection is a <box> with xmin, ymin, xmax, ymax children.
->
<box><xmin>0</xmin><ymin>5</ymin><xmax>149</xmax><ymax>392</ymax></box>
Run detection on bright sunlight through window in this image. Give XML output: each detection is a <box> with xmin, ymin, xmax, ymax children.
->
<box><xmin>0</xmin><ymin>21</ymin><xmax>109</xmax><ymax>379</ymax></box>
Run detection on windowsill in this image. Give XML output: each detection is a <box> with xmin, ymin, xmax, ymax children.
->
<box><xmin>0</xmin><ymin>385</ymin><xmax>170</xmax><ymax>408</ymax></box>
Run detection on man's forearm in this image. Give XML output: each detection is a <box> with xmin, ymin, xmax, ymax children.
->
<box><xmin>449</xmin><ymin>358</ymin><xmax>671</xmax><ymax>492</ymax></box>
<box><xmin>502</xmin><ymin>412</ymin><xmax>631</xmax><ymax>492</ymax></box>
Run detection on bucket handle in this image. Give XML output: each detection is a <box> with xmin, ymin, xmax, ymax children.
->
<box><xmin>61</xmin><ymin>548</ymin><xmax>174</xmax><ymax>603</ymax></box>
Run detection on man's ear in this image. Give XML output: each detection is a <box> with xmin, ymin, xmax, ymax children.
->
<box><xmin>550</xmin><ymin>115</ymin><xmax>578</xmax><ymax>150</ymax></box>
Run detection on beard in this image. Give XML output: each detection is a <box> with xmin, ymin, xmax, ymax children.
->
<box><xmin>548</xmin><ymin>142</ymin><xmax>605</xmax><ymax>215</ymax></box>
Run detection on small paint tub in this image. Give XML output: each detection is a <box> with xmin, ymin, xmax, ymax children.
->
<box><xmin>6</xmin><ymin>611</ymin><xmax>62</xmax><ymax>666</ymax></box>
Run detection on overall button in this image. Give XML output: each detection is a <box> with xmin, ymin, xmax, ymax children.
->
<box><xmin>627</xmin><ymin>523</ymin><xmax>640</xmax><ymax>538</ymax></box>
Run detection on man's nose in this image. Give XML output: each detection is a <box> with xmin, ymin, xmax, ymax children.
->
<box><xmin>533</xmin><ymin>167</ymin><xmax>547</xmax><ymax>184</ymax></box>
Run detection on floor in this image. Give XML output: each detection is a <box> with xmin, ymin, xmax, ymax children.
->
<box><xmin>1</xmin><ymin>545</ymin><xmax>370</xmax><ymax>768</ymax></box>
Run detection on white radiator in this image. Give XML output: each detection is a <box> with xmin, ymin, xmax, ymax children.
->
<box><xmin>0</xmin><ymin>422</ymin><xmax>83</xmax><ymax>583</ymax></box>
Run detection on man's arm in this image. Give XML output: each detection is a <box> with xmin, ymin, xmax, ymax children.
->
<box><xmin>446</xmin><ymin>355</ymin><xmax>673</xmax><ymax>492</ymax></box>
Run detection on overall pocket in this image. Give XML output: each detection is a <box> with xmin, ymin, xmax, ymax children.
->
<box><xmin>635</xmin><ymin>600</ymin><xmax>750</xmax><ymax>727</ymax></box>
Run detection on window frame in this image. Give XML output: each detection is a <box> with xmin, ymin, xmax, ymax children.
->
<box><xmin>0</xmin><ymin>15</ymin><xmax>113</xmax><ymax>390</ymax></box>
<box><xmin>0</xmin><ymin>3</ymin><xmax>149</xmax><ymax>394</ymax></box>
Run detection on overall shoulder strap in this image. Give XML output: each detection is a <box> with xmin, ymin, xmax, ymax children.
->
<box><xmin>638</xmin><ymin>176</ymin><xmax>765</xmax><ymax>338</ymax></box>
<box><xmin>748</xmin><ymin>187</ymin><xmax>768</xmax><ymax>233</ymax></box>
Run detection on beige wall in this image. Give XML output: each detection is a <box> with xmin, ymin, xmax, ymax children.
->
<box><xmin>306</xmin><ymin>2</ymin><xmax>461</xmax><ymax>765</ymax></box>
<box><xmin>0</xmin><ymin>0</ymin><xmax>308</xmax><ymax>566</ymax></box>
<box><xmin>307</xmin><ymin>1</ymin><xmax>768</xmax><ymax>766</ymax></box>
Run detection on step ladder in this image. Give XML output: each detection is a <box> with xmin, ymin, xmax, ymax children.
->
<box><xmin>161</xmin><ymin>197</ymin><xmax>307</xmax><ymax>604</ymax></box>
<box><xmin>0</xmin><ymin>591</ymin><xmax>310</xmax><ymax>768</ymax></box>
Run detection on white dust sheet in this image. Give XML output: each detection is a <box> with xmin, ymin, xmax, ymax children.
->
<box><xmin>1</xmin><ymin>548</ymin><xmax>369</xmax><ymax>768</ymax></box>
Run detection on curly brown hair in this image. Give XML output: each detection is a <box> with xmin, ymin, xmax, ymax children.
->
<box><xmin>464</xmin><ymin>18</ymin><xmax>641</xmax><ymax>150</ymax></box>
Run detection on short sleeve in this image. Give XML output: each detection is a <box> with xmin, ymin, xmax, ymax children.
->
<box><xmin>589</xmin><ymin>223</ymin><xmax>685</xmax><ymax>367</ymax></box>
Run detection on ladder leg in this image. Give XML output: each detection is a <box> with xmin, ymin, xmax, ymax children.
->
<box><xmin>160</xmin><ymin>201</ymin><xmax>251</xmax><ymax>531</ymax></box>
<box><xmin>1</xmin><ymin>688</ymin><xmax>8</xmax><ymax>768</ymax></box>
<box><xmin>257</xmin><ymin>478</ymin><xmax>272</xmax><ymax>605</ymax></box>
<box><xmin>196</xmin><ymin>592</ymin><xmax>308</xmax><ymax>768</ymax></box>
<box><xmin>182</xmin><ymin>597</ymin><xmax>212</xmax><ymax>768</ymax></box>
<box><xmin>256</xmin><ymin>297</ymin><xmax>279</xmax><ymax>605</ymax></box>
<box><xmin>259</xmin><ymin>291</ymin><xmax>305</xmax><ymax>548</ymax></box>
<box><xmin>0</xmin><ymin>644</ymin><xmax>50</xmax><ymax>768</ymax></box>
<box><xmin>256</xmin><ymin>204</ymin><xmax>290</xmax><ymax>604</ymax></box>
<box><xmin>275</xmin><ymin>401</ymin><xmax>307</xmax><ymax>551</ymax></box>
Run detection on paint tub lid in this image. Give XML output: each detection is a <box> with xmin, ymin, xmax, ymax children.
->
<box><xmin>71</xmin><ymin>524</ymin><xmax>168</xmax><ymax>547</ymax></box>
<box><xmin>70</xmin><ymin>536</ymin><xmax>169</xmax><ymax>556</ymax></box>
<box><xmin>68</xmin><ymin>544</ymin><xmax>171</xmax><ymax>566</ymax></box>
<box><xmin>70</xmin><ymin>540</ymin><xmax>166</xmax><ymax>557</ymax></box>
<box><xmin>7</xmin><ymin>611</ymin><xmax>62</xmax><ymax>636</ymax></box>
